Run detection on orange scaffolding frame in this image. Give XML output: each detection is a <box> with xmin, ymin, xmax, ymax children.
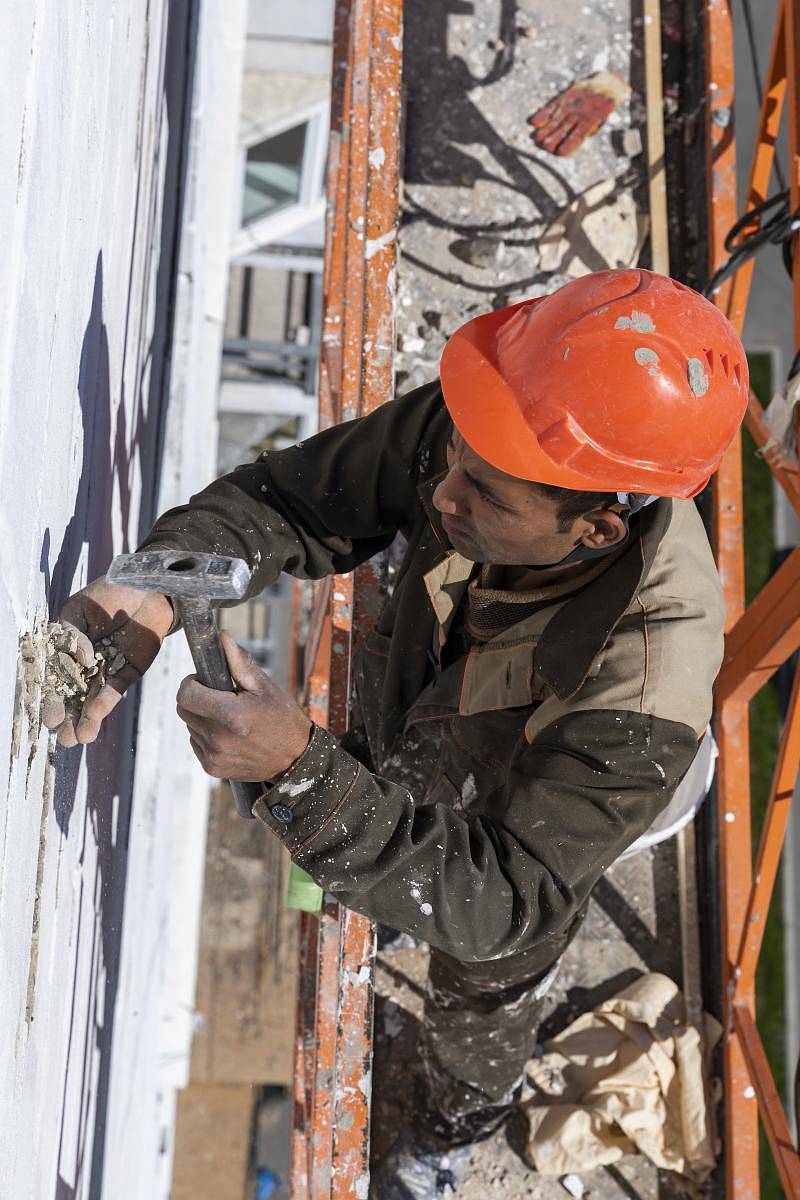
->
<box><xmin>286</xmin><ymin>1</ymin><xmax>800</xmax><ymax>1196</ymax></box>
<box><xmin>705</xmin><ymin>1</ymin><xmax>800</xmax><ymax>1195</ymax></box>
<box><xmin>288</xmin><ymin>1</ymin><xmax>403</xmax><ymax>1196</ymax></box>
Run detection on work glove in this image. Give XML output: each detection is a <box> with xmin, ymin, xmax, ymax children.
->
<box><xmin>528</xmin><ymin>70</ymin><xmax>630</xmax><ymax>157</ymax></box>
<box><xmin>42</xmin><ymin>576</ymin><xmax>176</xmax><ymax>747</ymax></box>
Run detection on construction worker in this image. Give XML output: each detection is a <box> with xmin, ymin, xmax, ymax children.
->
<box><xmin>49</xmin><ymin>269</ymin><xmax>748</xmax><ymax>1197</ymax></box>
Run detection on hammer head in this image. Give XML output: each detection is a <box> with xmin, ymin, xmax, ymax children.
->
<box><xmin>106</xmin><ymin>550</ymin><xmax>252</xmax><ymax>601</ymax></box>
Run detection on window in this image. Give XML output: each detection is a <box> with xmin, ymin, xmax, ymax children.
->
<box><xmin>242</xmin><ymin>123</ymin><xmax>308</xmax><ymax>227</ymax></box>
<box><xmin>234</xmin><ymin>104</ymin><xmax>329</xmax><ymax>257</ymax></box>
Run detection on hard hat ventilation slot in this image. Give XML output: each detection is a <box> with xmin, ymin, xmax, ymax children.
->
<box><xmin>703</xmin><ymin>348</ymin><xmax>715</xmax><ymax>371</ymax></box>
<box><xmin>733</xmin><ymin>362</ymin><xmax>743</xmax><ymax>387</ymax></box>
<box><xmin>719</xmin><ymin>352</ymin><xmax>730</xmax><ymax>378</ymax></box>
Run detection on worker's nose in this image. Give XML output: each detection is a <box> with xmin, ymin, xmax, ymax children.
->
<box><xmin>432</xmin><ymin>467</ymin><xmax>467</xmax><ymax>517</ymax></box>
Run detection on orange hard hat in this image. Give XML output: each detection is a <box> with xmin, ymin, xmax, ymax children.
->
<box><xmin>439</xmin><ymin>268</ymin><xmax>749</xmax><ymax>499</ymax></box>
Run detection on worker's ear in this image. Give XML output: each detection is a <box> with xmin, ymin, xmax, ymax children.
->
<box><xmin>578</xmin><ymin>506</ymin><xmax>628</xmax><ymax>550</ymax></box>
<box><xmin>220</xmin><ymin>629</ymin><xmax>266</xmax><ymax>693</ymax></box>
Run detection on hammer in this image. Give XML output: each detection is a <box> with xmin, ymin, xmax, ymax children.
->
<box><xmin>106</xmin><ymin>549</ymin><xmax>260</xmax><ymax>820</ymax></box>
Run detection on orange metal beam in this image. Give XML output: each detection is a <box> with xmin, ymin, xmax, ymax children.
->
<box><xmin>743</xmin><ymin>389</ymin><xmax>800</xmax><ymax>520</ymax></box>
<box><xmin>704</xmin><ymin>3</ymin><xmax>760</xmax><ymax>1196</ymax></box>
<box><xmin>715</xmin><ymin>543</ymin><xmax>800</xmax><ymax>706</ymax></box>
<box><xmin>289</xmin><ymin>1</ymin><xmax>403</xmax><ymax>1195</ymax></box>
<box><xmin>785</xmin><ymin>0</ymin><xmax>800</xmax><ymax>355</ymax></box>
<box><xmin>705</xmin><ymin>0</ymin><xmax>738</xmax><ymax>318</ymax></box>
<box><xmin>734</xmin><ymin>1004</ymin><xmax>800</xmax><ymax>1197</ymax></box>
<box><xmin>734</xmin><ymin>667</ymin><xmax>800</xmax><ymax>995</ymax></box>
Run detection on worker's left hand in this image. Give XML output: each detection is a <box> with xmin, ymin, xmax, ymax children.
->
<box><xmin>176</xmin><ymin>630</ymin><xmax>313</xmax><ymax>782</ymax></box>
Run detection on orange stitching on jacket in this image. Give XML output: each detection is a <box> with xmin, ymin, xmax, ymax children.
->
<box><xmin>295</xmin><ymin>765</ymin><xmax>363</xmax><ymax>854</ymax></box>
<box><xmin>637</xmin><ymin>595</ymin><xmax>650</xmax><ymax>712</ymax></box>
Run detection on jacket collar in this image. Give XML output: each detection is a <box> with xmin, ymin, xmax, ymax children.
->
<box><xmin>418</xmin><ymin>474</ymin><xmax>674</xmax><ymax>704</ymax></box>
<box><xmin>535</xmin><ymin>498</ymin><xmax>673</xmax><ymax>700</ymax></box>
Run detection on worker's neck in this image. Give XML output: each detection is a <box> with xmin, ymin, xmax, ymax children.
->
<box><xmin>487</xmin><ymin>559</ymin><xmax>590</xmax><ymax>592</ymax></box>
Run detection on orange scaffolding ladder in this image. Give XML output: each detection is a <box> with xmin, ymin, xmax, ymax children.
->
<box><xmin>288</xmin><ymin>2</ymin><xmax>800</xmax><ymax>1196</ymax></box>
<box><xmin>706</xmin><ymin>0</ymin><xmax>800</xmax><ymax>1195</ymax></box>
<box><xmin>288</xmin><ymin>1</ymin><xmax>403</xmax><ymax>1196</ymax></box>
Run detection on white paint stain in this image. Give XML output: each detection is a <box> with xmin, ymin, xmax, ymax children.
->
<box><xmin>364</xmin><ymin>228</ymin><xmax>396</xmax><ymax>259</ymax></box>
<box><xmin>614</xmin><ymin>310</ymin><xmax>655</xmax><ymax>333</ymax></box>
<box><xmin>687</xmin><ymin>356</ymin><xmax>709</xmax><ymax>397</ymax></box>
<box><xmin>278</xmin><ymin>777</ymin><xmax>314</xmax><ymax>798</ymax></box>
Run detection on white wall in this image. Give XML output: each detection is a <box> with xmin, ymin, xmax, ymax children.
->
<box><xmin>0</xmin><ymin>3</ymin><xmax>245</xmax><ymax>1197</ymax></box>
<box><xmin>245</xmin><ymin>0</ymin><xmax>334</xmax><ymax>74</ymax></box>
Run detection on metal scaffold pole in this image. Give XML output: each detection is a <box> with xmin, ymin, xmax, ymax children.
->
<box><xmin>288</xmin><ymin>1</ymin><xmax>403</xmax><ymax>1195</ymax></box>
<box><xmin>705</xmin><ymin>1</ymin><xmax>800</xmax><ymax>1194</ymax></box>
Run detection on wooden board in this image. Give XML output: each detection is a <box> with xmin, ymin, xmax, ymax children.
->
<box><xmin>172</xmin><ymin>1083</ymin><xmax>255</xmax><ymax>1200</ymax></box>
<box><xmin>189</xmin><ymin>782</ymin><xmax>299</xmax><ymax>1086</ymax></box>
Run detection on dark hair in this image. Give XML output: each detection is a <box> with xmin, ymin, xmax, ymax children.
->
<box><xmin>531</xmin><ymin>483</ymin><xmax>619</xmax><ymax>531</ymax></box>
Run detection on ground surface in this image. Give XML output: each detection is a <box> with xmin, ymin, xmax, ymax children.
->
<box><xmin>395</xmin><ymin>0</ymin><xmax>648</xmax><ymax>394</ymax></box>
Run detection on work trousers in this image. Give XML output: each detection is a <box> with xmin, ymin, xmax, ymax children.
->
<box><xmin>413</xmin><ymin>944</ymin><xmax>563</xmax><ymax>1146</ymax></box>
<box><xmin>340</xmin><ymin>722</ymin><xmax>568</xmax><ymax>1146</ymax></box>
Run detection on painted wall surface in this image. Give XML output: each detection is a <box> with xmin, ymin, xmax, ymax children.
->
<box><xmin>0</xmin><ymin>3</ymin><xmax>245</xmax><ymax>1197</ymax></box>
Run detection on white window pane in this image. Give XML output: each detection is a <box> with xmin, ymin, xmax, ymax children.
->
<box><xmin>242</xmin><ymin>123</ymin><xmax>307</xmax><ymax>226</ymax></box>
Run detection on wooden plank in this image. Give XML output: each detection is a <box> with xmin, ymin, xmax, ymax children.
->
<box><xmin>172</xmin><ymin>1084</ymin><xmax>255</xmax><ymax>1200</ymax></box>
<box><xmin>290</xmin><ymin>0</ymin><xmax>402</xmax><ymax>1195</ymax></box>
<box><xmin>643</xmin><ymin>0</ymin><xmax>669</xmax><ymax>273</ymax></box>
<box><xmin>190</xmin><ymin>783</ymin><xmax>298</xmax><ymax>1087</ymax></box>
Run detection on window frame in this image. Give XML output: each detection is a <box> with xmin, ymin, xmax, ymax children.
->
<box><xmin>232</xmin><ymin>101</ymin><xmax>329</xmax><ymax>256</ymax></box>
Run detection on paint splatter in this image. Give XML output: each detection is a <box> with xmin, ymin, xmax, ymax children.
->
<box><xmin>687</xmin><ymin>357</ymin><xmax>709</xmax><ymax>397</ymax></box>
<box><xmin>634</xmin><ymin>346</ymin><xmax>659</xmax><ymax>367</ymax></box>
<box><xmin>614</xmin><ymin>310</ymin><xmax>655</xmax><ymax>333</ymax></box>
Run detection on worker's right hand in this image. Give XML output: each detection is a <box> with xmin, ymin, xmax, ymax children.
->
<box><xmin>43</xmin><ymin>576</ymin><xmax>176</xmax><ymax>747</ymax></box>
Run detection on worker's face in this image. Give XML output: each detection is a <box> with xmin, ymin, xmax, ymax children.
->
<box><xmin>432</xmin><ymin>428</ymin><xmax>626</xmax><ymax>566</ymax></box>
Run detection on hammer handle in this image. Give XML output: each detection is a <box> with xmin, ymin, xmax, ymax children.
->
<box><xmin>175</xmin><ymin>597</ymin><xmax>260</xmax><ymax>820</ymax></box>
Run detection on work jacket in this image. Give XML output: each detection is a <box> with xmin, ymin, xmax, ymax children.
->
<box><xmin>138</xmin><ymin>382</ymin><xmax>726</xmax><ymax>970</ymax></box>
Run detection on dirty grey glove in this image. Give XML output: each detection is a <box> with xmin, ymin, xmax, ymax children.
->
<box><xmin>41</xmin><ymin>576</ymin><xmax>174</xmax><ymax>745</ymax></box>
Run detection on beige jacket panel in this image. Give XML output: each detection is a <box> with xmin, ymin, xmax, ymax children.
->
<box><xmin>527</xmin><ymin>501</ymin><xmax>726</xmax><ymax>741</ymax></box>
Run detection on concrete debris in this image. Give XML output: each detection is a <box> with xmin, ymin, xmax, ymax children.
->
<box><xmin>621</xmin><ymin>127</ymin><xmax>643</xmax><ymax>158</ymax></box>
<box><xmin>561</xmin><ymin>1175</ymin><xmax>585</xmax><ymax>1199</ymax></box>
<box><xmin>40</xmin><ymin>620</ymin><xmax>127</xmax><ymax>727</ymax></box>
<box><xmin>449</xmin><ymin>236</ymin><xmax>505</xmax><ymax>269</ymax></box>
<box><xmin>538</xmin><ymin>179</ymin><xmax>648</xmax><ymax>278</ymax></box>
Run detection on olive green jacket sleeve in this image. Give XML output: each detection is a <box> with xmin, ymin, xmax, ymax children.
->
<box><xmin>136</xmin><ymin>383</ymin><xmax>446</xmax><ymax>605</ymax></box>
<box><xmin>253</xmin><ymin>710</ymin><xmax>697</xmax><ymax>964</ymax></box>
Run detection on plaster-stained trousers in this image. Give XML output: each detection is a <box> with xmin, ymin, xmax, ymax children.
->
<box><xmin>342</xmin><ymin>722</ymin><xmax>571</xmax><ymax>1146</ymax></box>
<box><xmin>416</xmin><ymin>945</ymin><xmax>563</xmax><ymax>1145</ymax></box>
